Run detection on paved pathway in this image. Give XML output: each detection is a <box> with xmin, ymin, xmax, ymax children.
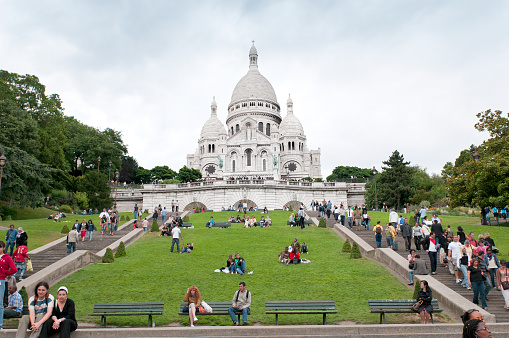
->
<box><xmin>310</xmin><ymin>211</ymin><xmax>509</xmax><ymax>323</ymax></box>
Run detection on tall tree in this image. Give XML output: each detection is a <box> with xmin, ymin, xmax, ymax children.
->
<box><xmin>119</xmin><ymin>156</ymin><xmax>138</xmax><ymax>183</ymax></box>
<box><xmin>151</xmin><ymin>166</ymin><xmax>177</xmax><ymax>181</ymax></box>
<box><xmin>445</xmin><ymin>110</ymin><xmax>509</xmax><ymax>223</ymax></box>
<box><xmin>77</xmin><ymin>172</ymin><xmax>112</xmax><ymax>209</ymax></box>
<box><xmin>177</xmin><ymin>166</ymin><xmax>202</xmax><ymax>183</ymax></box>
<box><xmin>326</xmin><ymin>166</ymin><xmax>372</xmax><ymax>181</ymax></box>
<box><xmin>0</xmin><ymin>145</ymin><xmax>54</xmax><ymax>207</ymax></box>
<box><xmin>365</xmin><ymin>150</ymin><xmax>413</xmax><ymax>210</ymax></box>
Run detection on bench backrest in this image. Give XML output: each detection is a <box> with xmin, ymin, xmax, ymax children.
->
<box><xmin>179</xmin><ymin>302</ymin><xmax>235</xmax><ymax>312</ymax></box>
<box><xmin>93</xmin><ymin>302</ymin><xmax>164</xmax><ymax>313</ymax></box>
<box><xmin>368</xmin><ymin>299</ymin><xmax>440</xmax><ymax>309</ymax></box>
<box><xmin>265</xmin><ymin>300</ymin><xmax>336</xmax><ymax>310</ymax></box>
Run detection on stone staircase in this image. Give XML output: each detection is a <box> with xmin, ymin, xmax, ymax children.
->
<box><xmin>337</xmin><ymin>219</ymin><xmax>509</xmax><ymax>323</ymax></box>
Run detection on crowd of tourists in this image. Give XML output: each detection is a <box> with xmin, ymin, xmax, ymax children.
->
<box><xmin>278</xmin><ymin>238</ymin><xmax>308</xmax><ymax>265</ymax></box>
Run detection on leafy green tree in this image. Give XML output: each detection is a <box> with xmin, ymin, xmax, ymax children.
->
<box><xmin>327</xmin><ymin>166</ymin><xmax>372</xmax><ymax>181</ymax></box>
<box><xmin>409</xmin><ymin>166</ymin><xmax>446</xmax><ymax>206</ymax></box>
<box><xmin>119</xmin><ymin>156</ymin><xmax>138</xmax><ymax>183</ymax></box>
<box><xmin>0</xmin><ymin>100</ymin><xmax>40</xmax><ymax>156</ymax></box>
<box><xmin>0</xmin><ymin>145</ymin><xmax>53</xmax><ymax>207</ymax></box>
<box><xmin>0</xmin><ymin>70</ymin><xmax>68</xmax><ymax>170</ymax></box>
<box><xmin>445</xmin><ymin>110</ymin><xmax>509</xmax><ymax>224</ymax></box>
<box><xmin>135</xmin><ymin>167</ymin><xmax>152</xmax><ymax>184</ymax></box>
<box><xmin>365</xmin><ymin>150</ymin><xmax>413</xmax><ymax>210</ymax></box>
<box><xmin>177</xmin><ymin>166</ymin><xmax>202</xmax><ymax>182</ymax></box>
<box><xmin>77</xmin><ymin>172</ymin><xmax>112</xmax><ymax>209</ymax></box>
<box><xmin>151</xmin><ymin>166</ymin><xmax>177</xmax><ymax>181</ymax></box>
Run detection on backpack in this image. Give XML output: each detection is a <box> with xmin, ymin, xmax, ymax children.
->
<box><xmin>375</xmin><ymin>226</ymin><xmax>382</xmax><ymax>234</ymax></box>
<box><xmin>385</xmin><ymin>227</ymin><xmax>392</xmax><ymax>237</ymax></box>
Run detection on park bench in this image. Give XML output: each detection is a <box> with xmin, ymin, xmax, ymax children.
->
<box><xmin>179</xmin><ymin>302</ymin><xmax>249</xmax><ymax>325</ymax></box>
<box><xmin>287</xmin><ymin>220</ymin><xmax>313</xmax><ymax>226</ymax></box>
<box><xmin>265</xmin><ymin>300</ymin><xmax>337</xmax><ymax>325</ymax></box>
<box><xmin>205</xmin><ymin>221</ymin><xmax>231</xmax><ymax>228</ymax></box>
<box><xmin>368</xmin><ymin>299</ymin><xmax>442</xmax><ymax>324</ymax></box>
<box><xmin>90</xmin><ymin>302</ymin><xmax>164</xmax><ymax>327</ymax></box>
<box><xmin>180</xmin><ymin>222</ymin><xmax>193</xmax><ymax>227</ymax></box>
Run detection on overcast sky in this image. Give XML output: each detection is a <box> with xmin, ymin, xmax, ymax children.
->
<box><xmin>2</xmin><ymin>1</ymin><xmax>508</xmax><ymax>177</ymax></box>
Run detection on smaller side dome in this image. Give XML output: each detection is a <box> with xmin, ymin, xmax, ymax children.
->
<box><xmin>279</xmin><ymin>94</ymin><xmax>304</xmax><ymax>137</ymax></box>
<box><xmin>200</xmin><ymin>97</ymin><xmax>226</xmax><ymax>139</ymax></box>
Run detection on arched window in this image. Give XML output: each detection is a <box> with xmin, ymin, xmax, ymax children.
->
<box><xmin>266</xmin><ymin>123</ymin><xmax>270</xmax><ymax>136</ymax></box>
<box><xmin>232</xmin><ymin>160</ymin><xmax>236</xmax><ymax>172</ymax></box>
<box><xmin>212</xmin><ymin>144</ymin><xmax>215</xmax><ymax>153</ymax></box>
<box><xmin>208</xmin><ymin>144</ymin><xmax>211</xmax><ymax>153</ymax></box>
<box><xmin>258</xmin><ymin>122</ymin><xmax>263</xmax><ymax>133</ymax></box>
<box><xmin>263</xmin><ymin>159</ymin><xmax>266</xmax><ymax>171</ymax></box>
<box><xmin>236</xmin><ymin>124</ymin><xmax>240</xmax><ymax>132</ymax></box>
<box><xmin>292</xmin><ymin>141</ymin><xmax>295</xmax><ymax>150</ymax></box>
<box><xmin>246</xmin><ymin>149</ymin><xmax>252</xmax><ymax>166</ymax></box>
<box><xmin>288</xmin><ymin>141</ymin><xmax>291</xmax><ymax>150</ymax></box>
<box><xmin>231</xmin><ymin>126</ymin><xmax>234</xmax><ymax>135</ymax></box>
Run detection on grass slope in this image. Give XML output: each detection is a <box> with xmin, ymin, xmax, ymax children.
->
<box><xmin>53</xmin><ymin>210</ymin><xmax>413</xmax><ymax>326</ymax></box>
<box><xmin>0</xmin><ymin>212</ymin><xmax>147</xmax><ymax>250</ymax></box>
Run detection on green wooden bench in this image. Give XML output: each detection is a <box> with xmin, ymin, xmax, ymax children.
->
<box><xmin>287</xmin><ymin>220</ymin><xmax>313</xmax><ymax>226</ymax></box>
<box><xmin>205</xmin><ymin>221</ymin><xmax>231</xmax><ymax>228</ymax></box>
<box><xmin>368</xmin><ymin>299</ymin><xmax>442</xmax><ymax>324</ymax></box>
<box><xmin>90</xmin><ymin>302</ymin><xmax>164</xmax><ymax>327</ymax></box>
<box><xmin>265</xmin><ymin>300</ymin><xmax>337</xmax><ymax>325</ymax></box>
<box><xmin>179</xmin><ymin>302</ymin><xmax>249</xmax><ymax>325</ymax></box>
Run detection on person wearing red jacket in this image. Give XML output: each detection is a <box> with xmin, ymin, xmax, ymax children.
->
<box><xmin>0</xmin><ymin>240</ymin><xmax>18</xmax><ymax>329</ymax></box>
<box><xmin>13</xmin><ymin>240</ymin><xmax>30</xmax><ymax>281</ymax></box>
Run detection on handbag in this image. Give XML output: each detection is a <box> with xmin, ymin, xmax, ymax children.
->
<box><xmin>182</xmin><ymin>305</ymin><xmax>189</xmax><ymax>313</ymax></box>
<box><xmin>411</xmin><ymin>300</ymin><xmax>423</xmax><ymax>312</ymax></box>
<box><xmin>26</xmin><ymin>258</ymin><xmax>33</xmax><ymax>272</ymax></box>
<box><xmin>502</xmin><ymin>274</ymin><xmax>509</xmax><ymax>290</ymax></box>
<box><xmin>198</xmin><ymin>305</ymin><xmax>206</xmax><ymax>313</ymax></box>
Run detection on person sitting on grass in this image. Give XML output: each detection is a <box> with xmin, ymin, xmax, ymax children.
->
<box><xmin>229</xmin><ymin>215</ymin><xmax>236</xmax><ymax>223</ymax></box>
<box><xmin>180</xmin><ymin>243</ymin><xmax>194</xmax><ymax>253</ymax></box>
<box><xmin>289</xmin><ymin>248</ymin><xmax>301</xmax><ymax>264</ymax></box>
<box><xmin>227</xmin><ymin>254</ymin><xmax>237</xmax><ymax>274</ymax></box>
<box><xmin>301</xmin><ymin>242</ymin><xmax>308</xmax><ymax>254</ymax></box>
<box><xmin>236</xmin><ymin>215</ymin><xmax>242</xmax><ymax>223</ymax></box>
<box><xmin>244</xmin><ymin>217</ymin><xmax>250</xmax><ymax>228</ymax></box>
<box><xmin>289</xmin><ymin>213</ymin><xmax>296</xmax><ymax>227</ymax></box>
<box><xmin>259</xmin><ymin>216</ymin><xmax>265</xmax><ymax>227</ymax></box>
<box><xmin>279</xmin><ymin>247</ymin><xmax>290</xmax><ymax>265</ymax></box>
<box><xmin>249</xmin><ymin>216</ymin><xmax>257</xmax><ymax>227</ymax></box>
<box><xmin>235</xmin><ymin>254</ymin><xmax>245</xmax><ymax>275</ymax></box>
<box><xmin>265</xmin><ymin>216</ymin><xmax>272</xmax><ymax>226</ymax></box>
<box><xmin>160</xmin><ymin>224</ymin><xmax>170</xmax><ymax>236</ymax></box>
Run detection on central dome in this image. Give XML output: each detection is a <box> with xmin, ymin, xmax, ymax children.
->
<box><xmin>230</xmin><ymin>69</ymin><xmax>278</xmax><ymax>104</ymax></box>
<box><xmin>229</xmin><ymin>43</ymin><xmax>278</xmax><ymax>105</ymax></box>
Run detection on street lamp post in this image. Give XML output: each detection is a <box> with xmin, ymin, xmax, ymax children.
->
<box><xmin>114</xmin><ymin>169</ymin><xmax>119</xmax><ymax>209</ymax></box>
<box><xmin>0</xmin><ymin>153</ymin><xmax>7</xmax><ymax>197</ymax></box>
<box><xmin>97</xmin><ymin>156</ymin><xmax>101</xmax><ymax>172</ymax></box>
<box><xmin>372</xmin><ymin>166</ymin><xmax>378</xmax><ymax>211</ymax></box>
<box><xmin>108</xmin><ymin>160</ymin><xmax>112</xmax><ymax>182</ymax></box>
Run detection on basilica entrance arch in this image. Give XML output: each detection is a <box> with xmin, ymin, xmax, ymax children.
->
<box><xmin>283</xmin><ymin>200</ymin><xmax>303</xmax><ymax>212</ymax></box>
<box><xmin>184</xmin><ymin>201</ymin><xmax>207</xmax><ymax>211</ymax></box>
<box><xmin>233</xmin><ymin>199</ymin><xmax>257</xmax><ymax>211</ymax></box>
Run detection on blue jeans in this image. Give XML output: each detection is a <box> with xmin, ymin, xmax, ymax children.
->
<box><xmin>228</xmin><ymin>306</ymin><xmax>249</xmax><ymax>324</ymax></box>
<box><xmin>471</xmin><ymin>280</ymin><xmax>487</xmax><ymax>308</ymax></box>
<box><xmin>0</xmin><ymin>280</ymin><xmax>4</xmax><ymax>328</ymax></box>
<box><xmin>460</xmin><ymin>265</ymin><xmax>470</xmax><ymax>288</ymax></box>
<box><xmin>375</xmin><ymin>234</ymin><xmax>382</xmax><ymax>248</ymax></box>
<box><xmin>134</xmin><ymin>211</ymin><xmax>138</xmax><ymax>219</ymax></box>
<box><xmin>484</xmin><ymin>276</ymin><xmax>491</xmax><ymax>297</ymax></box>
<box><xmin>348</xmin><ymin>217</ymin><xmax>353</xmax><ymax>229</ymax></box>
<box><xmin>386</xmin><ymin>236</ymin><xmax>393</xmax><ymax>247</ymax></box>
<box><xmin>67</xmin><ymin>242</ymin><xmax>76</xmax><ymax>254</ymax></box>
<box><xmin>171</xmin><ymin>238</ymin><xmax>179</xmax><ymax>252</ymax></box>
<box><xmin>364</xmin><ymin>220</ymin><xmax>369</xmax><ymax>230</ymax></box>
<box><xmin>6</xmin><ymin>241</ymin><xmax>15</xmax><ymax>256</ymax></box>
<box><xmin>228</xmin><ymin>265</ymin><xmax>236</xmax><ymax>273</ymax></box>
<box><xmin>409</xmin><ymin>270</ymin><xmax>415</xmax><ymax>282</ymax></box>
<box><xmin>14</xmin><ymin>261</ymin><xmax>26</xmax><ymax>280</ymax></box>
<box><xmin>489</xmin><ymin>268</ymin><xmax>498</xmax><ymax>288</ymax></box>
<box><xmin>340</xmin><ymin>215</ymin><xmax>345</xmax><ymax>226</ymax></box>
<box><xmin>88</xmin><ymin>230</ymin><xmax>93</xmax><ymax>240</ymax></box>
<box><xmin>162</xmin><ymin>215</ymin><xmax>166</xmax><ymax>224</ymax></box>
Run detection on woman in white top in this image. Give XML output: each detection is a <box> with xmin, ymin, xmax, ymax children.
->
<box><xmin>16</xmin><ymin>281</ymin><xmax>54</xmax><ymax>338</ymax></box>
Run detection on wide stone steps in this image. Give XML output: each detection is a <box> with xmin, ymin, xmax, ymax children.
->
<box><xmin>24</xmin><ymin>221</ymin><xmax>134</xmax><ymax>279</ymax></box>
<box><xmin>348</xmin><ymin>220</ymin><xmax>509</xmax><ymax>323</ymax></box>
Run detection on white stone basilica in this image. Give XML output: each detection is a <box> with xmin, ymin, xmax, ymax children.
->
<box><xmin>186</xmin><ymin>44</ymin><xmax>322</xmax><ymax>180</ymax></box>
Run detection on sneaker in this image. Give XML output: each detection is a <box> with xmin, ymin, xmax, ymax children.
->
<box><xmin>194</xmin><ymin>317</ymin><xmax>198</xmax><ymax>321</ymax></box>
<box><xmin>242</xmin><ymin>322</ymin><xmax>248</xmax><ymax>326</ymax></box>
<box><xmin>190</xmin><ymin>324</ymin><xmax>195</xmax><ymax>327</ymax></box>
<box><xmin>467</xmin><ymin>287</ymin><xmax>472</xmax><ymax>290</ymax></box>
<box><xmin>432</xmin><ymin>272</ymin><xmax>437</xmax><ymax>275</ymax></box>
<box><xmin>456</xmin><ymin>279</ymin><xmax>461</xmax><ymax>284</ymax></box>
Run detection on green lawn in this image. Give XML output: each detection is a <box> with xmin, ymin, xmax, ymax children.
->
<box><xmin>0</xmin><ymin>212</ymin><xmax>148</xmax><ymax>250</ymax></box>
<box><xmin>52</xmin><ymin>210</ymin><xmax>415</xmax><ymax>326</ymax></box>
